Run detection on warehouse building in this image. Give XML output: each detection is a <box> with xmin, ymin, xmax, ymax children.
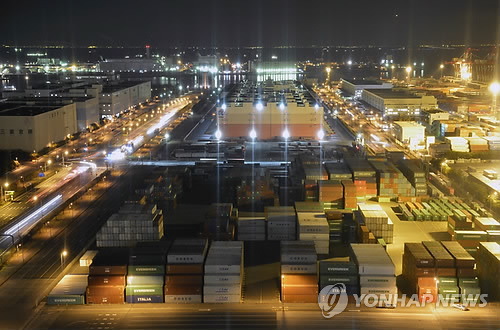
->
<box><xmin>218</xmin><ymin>80</ymin><xmax>324</xmax><ymax>140</ymax></box>
<box><xmin>341</xmin><ymin>78</ymin><xmax>392</xmax><ymax>99</ymax></box>
<box><xmin>99</xmin><ymin>81</ymin><xmax>151</xmax><ymax>118</ymax></box>
<box><xmin>361</xmin><ymin>89</ymin><xmax>437</xmax><ymax>118</ymax></box>
<box><xmin>0</xmin><ymin>103</ymin><xmax>78</xmax><ymax>152</ymax></box>
<box><xmin>393</xmin><ymin>121</ymin><xmax>425</xmax><ymax>145</ymax></box>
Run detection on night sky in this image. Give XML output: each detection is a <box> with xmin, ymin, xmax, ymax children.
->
<box><xmin>1</xmin><ymin>0</ymin><xmax>499</xmax><ymax>47</ymax></box>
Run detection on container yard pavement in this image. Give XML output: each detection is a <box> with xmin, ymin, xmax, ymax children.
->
<box><xmin>25</xmin><ymin>302</ymin><xmax>500</xmax><ymax>329</ymax></box>
<box><xmin>366</xmin><ymin>201</ymin><xmax>448</xmax><ymax>275</ymax></box>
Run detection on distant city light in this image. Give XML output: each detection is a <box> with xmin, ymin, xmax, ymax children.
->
<box><xmin>221</xmin><ymin>103</ymin><xmax>227</xmax><ymax>110</ymax></box>
<box><xmin>489</xmin><ymin>81</ymin><xmax>500</xmax><ymax>95</ymax></box>
<box><xmin>406</xmin><ymin>66</ymin><xmax>412</xmax><ymax>73</ymax></box>
<box><xmin>347</xmin><ymin>60</ymin><xmax>352</xmax><ymax>65</ymax></box>
<box><xmin>164</xmin><ymin>133</ymin><xmax>170</xmax><ymax>140</ymax></box>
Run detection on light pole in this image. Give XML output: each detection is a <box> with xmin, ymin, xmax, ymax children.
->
<box><xmin>63</xmin><ymin>150</ymin><xmax>68</xmax><ymax>166</ymax></box>
<box><xmin>440</xmin><ymin>64</ymin><xmax>444</xmax><ymax>79</ymax></box>
<box><xmin>406</xmin><ymin>66</ymin><xmax>412</xmax><ymax>83</ymax></box>
<box><xmin>489</xmin><ymin>81</ymin><xmax>500</xmax><ymax>120</ymax></box>
<box><xmin>60</xmin><ymin>250</ymin><xmax>68</xmax><ymax>268</ymax></box>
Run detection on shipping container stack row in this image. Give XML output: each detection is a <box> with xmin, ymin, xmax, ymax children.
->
<box><xmin>477</xmin><ymin>242</ymin><xmax>500</xmax><ymax>301</ymax></box>
<box><xmin>358</xmin><ymin>204</ymin><xmax>394</xmax><ymax>244</ymax></box>
<box><xmin>397</xmin><ymin>160</ymin><xmax>427</xmax><ymax>197</ymax></box>
<box><xmin>318</xmin><ymin>180</ymin><xmax>344</xmax><ymax>208</ymax></box>
<box><xmin>87</xmin><ymin>251</ymin><xmax>128</xmax><ymax>304</ymax></box>
<box><xmin>483</xmin><ymin>136</ymin><xmax>500</xmax><ymax>151</ymax></box>
<box><xmin>325</xmin><ymin>210</ymin><xmax>343</xmax><ymax>244</ymax></box>
<box><xmin>204</xmin><ymin>241</ymin><xmax>244</xmax><ymax>303</ymax></box>
<box><xmin>403</xmin><ymin>241</ymin><xmax>478</xmax><ymax>303</ymax></box>
<box><xmin>280</xmin><ymin>241</ymin><xmax>318</xmax><ymax>303</ymax></box>
<box><xmin>237</xmin><ymin>216</ymin><xmax>266</xmax><ymax>241</ymax></box>
<box><xmin>205</xmin><ymin>203</ymin><xmax>235</xmax><ymax>241</ymax></box>
<box><xmin>165</xmin><ymin>239</ymin><xmax>208</xmax><ymax>303</ymax></box>
<box><xmin>356</xmin><ymin>211</ymin><xmax>377</xmax><ymax>244</ymax></box>
<box><xmin>351</xmin><ymin>244</ymin><xmax>396</xmax><ymax>299</ymax></box>
<box><xmin>236</xmin><ymin>180</ymin><xmax>275</xmax><ymax>211</ymax></box>
<box><xmin>48</xmin><ymin>275</ymin><xmax>88</xmax><ymax>305</ymax></box>
<box><xmin>344</xmin><ymin>158</ymin><xmax>377</xmax><ymax>199</ymax></box>
<box><xmin>402</xmin><ymin>243</ymin><xmax>437</xmax><ymax>301</ymax></box>
<box><xmin>126</xmin><ymin>245</ymin><xmax>170</xmax><ymax>303</ymax></box>
<box><xmin>96</xmin><ymin>204</ymin><xmax>164</xmax><ymax>248</ymax></box>
<box><xmin>369</xmin><ymin>160</ymin><xmax>415</xmax><ymax>198</ymax></box>
<box><xmin>318</xmin><ymin>257</ymin><xmax>359</xmax><ymax>296</ymax></box>
<box><xmin>441</xmin><ymin>241</ymin><xmax>480</xmax><ymax>303</ymax></box>
<box><xmin>297</xmin><ymin>212</ymin><xmax>329</xmax><ymax>255</ymax></box>
<box><xmin>265</xmin><ymin>206</ymin><xmax>297</xmax><ymax>241</ymax></box>
<box><xmin>342</xmin><ymin>180</ymin><xmax>358</xmax><ymax>210</ymax></box>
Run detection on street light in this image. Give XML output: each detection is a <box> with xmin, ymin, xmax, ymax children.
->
<box><xmin>215</xmin><ymin>129</ymin><xmax>222</xmax><ymax>141</ymax></box>
<box><xmin>317</xmin><ymin>130</ymin><xmax>325</xmax><ymax>141</ymax></box>
<box><xmin>282</xmin><ymin>129</ymin><xmax>290</xmax><ymax>140</ymax></box>
<box><xmin>60</xmin><ymin>250</ymin><xmax>68</xmax><ymax>267</ymax></box>
<box><xmin>440</xmin><ymin>64</ymin><xmax>444</xmax><ymax>78</ymax></box>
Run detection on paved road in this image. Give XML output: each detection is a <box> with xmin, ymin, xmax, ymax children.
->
<box><xmin>25</xmin><ymin>303</ymin><xmax>500</xmax><ymax>330</ymax></box>
<box><xmin>0</xmin><ymin>167</ymin><xmax>143</xmax><ymax>330</ymax></box>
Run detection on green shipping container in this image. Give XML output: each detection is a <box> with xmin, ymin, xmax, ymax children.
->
<box><xmin>438</xmin><ymin>277</ymin><xmax>457</xmax><ymax>286</ymax></box>
<box><xmin>458</xmin><ymin>277</ymin><xmax>479</xmax><ymax>288</ymax></box>
<box><xmin>126</xmin><ymin>285</ymin><xmax>164</xmax><ymax>296</ymax></box>
<box><xmin>47</xmin><ymin>295</ymin><xmax>85</xmax><ymax>305</ymax></box>
<box><xmin>128</xmin><ymin>265</ymin><xmax>165</xmax><ymax>275</ymax></box>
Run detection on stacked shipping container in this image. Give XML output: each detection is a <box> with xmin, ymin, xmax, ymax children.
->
<box><xmin>204</xmin><ymin>241</ymin><xmax>244</xmax><ymax>303</ymax></box>
<box><xmin>165</xmin><ymin>239</ymin><xmax>208</xmax><ymax>303</ymax></box>
<box><xmin>297</xmin><ymin>212</ymin><xmax>329</xmax><ymax>254</ymax></box>
<box><xmin>280</xmin><ymin>241</ymin><xmax>318</xmax><ymax>303</ymax></box>
<box><xmin>265</xmin><ymin>206</ymin><xmax>296</xmax><ymax>241</ymax></box>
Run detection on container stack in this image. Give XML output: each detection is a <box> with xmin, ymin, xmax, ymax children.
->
<box><xmin>297</xmin><ymin>212</ymin><xmax>329</xmax><ymax>254</ymax></box>
<box><xmin>304</xmin><ymin>180</ymin><xmax>318</xmax><ymax>202</ymax></box>
<box><xmin>203</xmin><ymin>241</ymin><xmax>244</xmax><ymax>303</ymax></box>
<box><xmin>344</xmin><ymin>158</ymin><xmax>377</xmax><ymax>199</ymax></box>
<box><xmin>87</xmin><ymin>251</ymin><xmax>128</xmax><ymax>304</ymax></box>
<box><xmin>398</xmin><ymin>160</ymin><xmax>427</xmax><ymax>196</ymax></box>
<box><xmin>452</xmin><ymin>230</ymin><xmax>487</xmax><ymax>258</ymax></box>
<box><xmin>474</xmin><ymin>217</ymin><xmax>500</xmax><ymax>243</ymax></box>
<box><xmin>318</xmin><ymin>257</ymin><xmax>358</xmax><ymax>295</ymax></box>
<box><xmin>369</xmin><ymin>160</ymin><xmax>415</xmax><ymax>198</ymax></box>
<box><xmin>318</xmin><ymin>180</ymin><xmax>344</xmax><ymax>208</ymax></box>
<box><xmin>342</xmin><ymin>180</ymin><xmax>358</xmax><ymax>210</ymax></box>
<box><xmin>477</xmin><ymin>242</ymin><xmax>500</xmax><ymax>301</ymax></box>
<box><xmin>465</xmin><ymin>137</ymin><xmax>488</xmax><ymax>152</ymax></box>
<box><xmin>441</xmin><ymin>241</ymin><xmax>476</xmax><ymax>278</ymax></box>
<box><xmin>205</xmin><ymin>203</ymin><xmax>234</xmax><ymax>241</ymax></box>
<box><xmin>325</xmin><ymin>210</ymin><xmax>343</xmax><ymax>243</ymax></box>
<box><xmin>164</xmin><ymin>239</ymin><xmax>208</xmax><ymax>303</ymax></box>
<box><xmin>358</xmin><ymin>204</ymin><xmax>393</xmax><ymax>244</ymax></box>
<box><xmin>96</xmin><ymin>204</ymin><xmax>164</xmax><ymax>247</ymax></box>
<box><xmin>483</xmin><ymin>136</ymin><xmax>500</xmax><ymax>151</ymax></box>
<box><xmin>351</xmin><ymin>244</ymin><xmax>397</xmax><ymax>299</ymax></box>
<box><xmin>280</xmin><ymin>241</ymin><xmax>318</xmax><ymax>303</ymax></box>
<box><xmin>445</xmin><ymin>137</ymin><xmax>470</xmax><ymax>152</ymax></box>
<box><xmin>48</xmin><ymin>275</ymin><xmax>88</xmax><ymax>305</ymax></box>
<box><xmin>237</xmin><ymin>216</ymin><xmax>266</xmax><ymax>241</ymax></box>
<box><xmin>265</xmin><ymin>206</ymin><xmax>296</xmax><ymax>241</ymax></box>
<box><xmin>421</xmin><ymin>241</ymin><xmax>459</xmax><ymax>302</ymax></box>
<box><xmin>324</xmin><ymin>162</ymin><xmax>353</xmax><ymax>182</ymax></box>
<box><xmin>236</xmin><ymin>180</ymin><xmax>275</xmax><ymax>211</ymax></box>
<box><xmin>402</xmin><ymin>243</ymin><xmax>436</xmax><ymax>300</ymax></box>
<box><xmin>126</xmin><ymin>247</ymin><xmax>169</xmax><ymax>303</ymax></box>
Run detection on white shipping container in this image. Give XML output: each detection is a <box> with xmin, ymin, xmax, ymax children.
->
<box><xmin>203</xmin><ymin>284</ymin><xmax>241</xmax><ymax>295</ymax></box>
<box><xmin>164</xmin><ymin>295</ymin><xmax>202</xmax><ymax>303</ymax></box>
<box><xmin>203</xmin><ymin>294</ymin><xmax>241</xmax><ymax>303</ymax></box>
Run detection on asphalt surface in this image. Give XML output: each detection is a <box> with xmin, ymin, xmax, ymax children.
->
<box><xmin>0</xmin><ymin>167</ymin><xmax>142</xmax><ymax>330</ymax></box>
<box><xmin>25</xmin><ymin>303</ymin><xmax>500</xmax><ymax>330</ymax></box>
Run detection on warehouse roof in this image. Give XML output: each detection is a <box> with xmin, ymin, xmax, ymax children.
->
<box><xmin>0</xmin><ymin>103</ymin><xmax>63</xmax><ymax>116</ymax></box>
<box><xmin>342</xmin><ymin>78</ymin><xmax>385</xmax><ymax>86</ymax></box>
<box><xmin>364</xmin><ymin>89</ymin><xmax>421</xmax><ymax>99</ymax></box>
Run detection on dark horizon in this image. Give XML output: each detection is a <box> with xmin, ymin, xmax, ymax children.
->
<box><xmin>2</xmin><ymin>0</ymin><xmax>500</xmax><ymax>48</ymax></box>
